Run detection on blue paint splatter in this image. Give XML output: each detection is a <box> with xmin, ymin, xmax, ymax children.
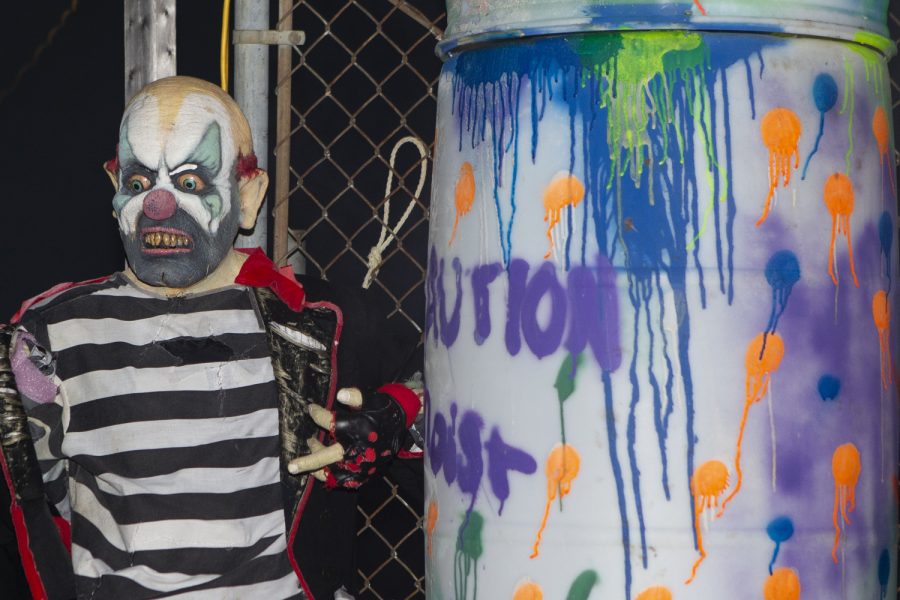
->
<box><xmin>878</xmin><ymin>547</ymin><xmax>891</xmax><ymax>599</ymax></box>
<box><xmin>766</xmin><ymin>516</ymin><xmax>794</xmax><ymax>574</ymax></box>
<box><xmin>762</xmin><ymin>250</ymin><xmax>801</xmax><ymax>357</ymax></box>
<box><xmin>818</xmin><ymin>374</ymin><xmax>841</xmax><ymax>401</ymax></box>
<box><xmin>802</xmin><ymin>73</ymin><xmax>838</xmax><ymax>179</ymax></box>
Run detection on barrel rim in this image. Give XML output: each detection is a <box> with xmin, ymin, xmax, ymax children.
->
<box><xmin>436</xmin><ymin>19</ymin><xmax>896</xmax><ymax>59</ymax></box>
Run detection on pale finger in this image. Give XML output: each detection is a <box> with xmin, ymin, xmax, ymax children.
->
<box><xmin>309</xmin><ymin>404</ymin><xmax>335</xmax><ymax>430</ymax></box>
<box><xmin>336</xmin><ymin>387</ymin><xmax>363</xmax><ymax>408</ymax></box>
<box><xmin>307</xmin><ymin>439</ymin><xmax>335</xmax><ymax>482</ymax></box>
<box><xmin>307</xmin><ymin>437</ymin><xmax>330</xmax><ymax>483</ymax></box>
<box><xmin>288</xmin><ymin>443</ymin><xmax>344</xmax><ymax>474</ymax></box>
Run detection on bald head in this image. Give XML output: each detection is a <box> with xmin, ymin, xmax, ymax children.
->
<box><xmin>123</xmin><ymin>76</ymin><xmax>254</xmax><ymax>164</ymax></box>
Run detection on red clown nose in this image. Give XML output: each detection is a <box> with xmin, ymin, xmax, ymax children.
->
<box><xmin>143</xmin><ymin>189</ymin><xmax>177</xmax><ymax>220</ymax></box>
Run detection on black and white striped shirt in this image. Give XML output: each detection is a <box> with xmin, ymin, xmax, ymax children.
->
<box><xmin>18</xmin><ymin>274</ymin><xmax>301</xmax><ymax>599</ymax></box>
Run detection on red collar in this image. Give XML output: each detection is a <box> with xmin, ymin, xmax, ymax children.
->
<box><xmin>234</xmin><ymin>248</ymin><xmax>305</xmax><ymax>311</ymax></box>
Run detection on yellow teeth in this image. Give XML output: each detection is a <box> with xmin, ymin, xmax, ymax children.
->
<box><xmin>143</xmin><ymin>232</ymin><xmax>191</xmax><ymax>248</ymax></box>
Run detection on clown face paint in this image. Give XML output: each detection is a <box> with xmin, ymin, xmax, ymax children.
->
<box><xmin>112</xmin><ymin>85</ymin><xmax>246</xmax><ymax>288</ymax></box>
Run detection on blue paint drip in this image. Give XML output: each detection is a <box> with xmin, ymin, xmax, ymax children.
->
<box><xmin>656</xmin><ymin>270</ymin><xmax>676</xmax><ymax>500</ymax></box>
<box><xmin>449</xmin><ymin>32</ymin><xmax>783</xmax><ymax>591</ymax></box>
<box><xmin>879</xmin><ymin>211</ymin><xmax>893</xmax><ymax>293</ymax></box>
<box><xmin>627</xmin><ymin>280</ymin><xmax>650</xmax><ymax>567</ymax></box>
<box><xmin>766</xmin><ymin>516</ymin><xmax>794</xmax><ymax>574</ymax></box>
<box><xmin>878</xmin><ymin>548</ymin><xmax>891</xmax><ymax>599</ymax></box>
<box><xmin>722</xmin><ymin>73</ymin><xmax>737</xmax><ymax>304</ymax></box>
<box><xmin>818</xmin><ymin>374</ymin><xmax>841</xmax><ymax>401</ymax></box>
<box><xmin>602</xmin><ymin>370</ymin><xmax>632</xmax><ymax>600</ymax></box>
<box><xmin>802</xmin><ymin>73</ymin><xmax>838</xmax><ymax>180</ymax></box>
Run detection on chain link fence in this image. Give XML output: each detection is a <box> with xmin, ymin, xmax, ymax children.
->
<box><xmin>272</xmin><ymin>1</ymin><xmax>444</xmax><ymax>597</ymax></box>
<box><xmin>272</xmin><ymin>2</ymin><xmax>900</xmax><ymax>598</ymax></box>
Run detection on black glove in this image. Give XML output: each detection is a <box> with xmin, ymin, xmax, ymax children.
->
<box><xmin>287</xmin><ymin>385</ymin><xmax>421</xmax><ymax>489</ymax></box>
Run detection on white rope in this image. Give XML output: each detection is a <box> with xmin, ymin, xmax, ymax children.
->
<box><xmin>362</xmin><ymin>135</ymin><xmax>428</xmax><ymax>289</ymax></box>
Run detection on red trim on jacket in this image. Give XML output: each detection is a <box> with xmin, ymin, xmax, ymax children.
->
<box><xmin>11</xmin><ymin>276</ymin><xmax>113</xmax><ymax>324</ymax></box>
<box><xmin>0</xmin><ymin>450</ymin><xmax>48</xmax><ymax>600</ymax></box>
<box><xmin>285</xmin><ymin>299</ymin><xmax>344</xmax><ymax>600</ymax></box>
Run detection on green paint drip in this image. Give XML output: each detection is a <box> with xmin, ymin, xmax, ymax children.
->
<box><xmin>555</xmin><ymin>353</ymin><xmax>583</xmax><ymax>448</ymax></box>
<box><xmin>554</xmin><ymin>353</ymin><xmax>582</xmax><ymax>510</ymax></box>
<box><xmin>840</xmin><ymin>57</ymin><xmax>856</xmax><ymax>175</ymax></box>
<box><xmin>565</xmin><ymin>569</ymin><xmax>600</xmax><ymax>600</ymax></box>
<box><xmin>555</xmin><ymin>353</ymin><xmax>583</xmax><ymax>404</ymax></box>
<box><xmin>853</xmin><ymin>31</ymin><xmax>895</xmax><ymax>57</ymax></box>
<box><xmin>574</xmin><ymin>32</ymin><xmax>717</xmax><ymax>243</ymax></box>
<box><xmin>847</xmin><ymin>40</ymin><xmax>889</xmax><ymax>106</ymax></box>
<box><xmin>602</xmin><ymin>32</ymin><xmax>708</xmax><ymax>190</ymax></box>
<box><xmin>454</xmin><ymin>511</ymin><xmax>484</xmax><ymax>600</ymax></box>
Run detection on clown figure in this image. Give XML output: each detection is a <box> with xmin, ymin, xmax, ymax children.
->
<box><xmin>0</xmin><ymin>76</ymin><xmax>421</xmax><ymax>600</ymax></box>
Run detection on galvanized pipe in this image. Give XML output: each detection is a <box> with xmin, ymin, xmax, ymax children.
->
<box><xmin>234</xmin><ymin>0</ymin><xmax>270</xmax><ymax>252</ymax></box>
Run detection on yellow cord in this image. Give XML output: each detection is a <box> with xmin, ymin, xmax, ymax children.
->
<box><xmin>220</xmin><ymin>0</ymin><xmax>231</xmax><ymax>93</ymax></box>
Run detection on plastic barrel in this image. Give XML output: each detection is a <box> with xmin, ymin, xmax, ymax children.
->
<box><xmin>425</xmin><ymin>2</ymin><xmax>898</xmax><ymax>599</ymax></box>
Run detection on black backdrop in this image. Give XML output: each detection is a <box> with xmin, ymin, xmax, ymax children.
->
<box><xmin>0</xmin><ymin>2</ymin><xmax>235</xmax><ymax>596</ymax></box>
<box><xmin>3</xmin><ymin>2</ymin><xmax>900</xmax><ymax>599</ymax></box>
<box><xmin>0</xmin><ymin>1</ymin><xmax>224</xmax><ymax>321</ymax></box>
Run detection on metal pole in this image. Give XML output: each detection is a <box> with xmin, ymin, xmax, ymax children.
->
<box><xmin>272</xmin><ymin>0</ymin><xmax>293</xmax><ymax>267</ymax></box>
<box><xmin>124</xmin><ymin>0</ymin><xmax>176</xmax><ymax>103</ymax></box>
<box><xmin>234</xmin><ymin>0</ymin><xmax>270</xmax><ymax>252</ymax></box>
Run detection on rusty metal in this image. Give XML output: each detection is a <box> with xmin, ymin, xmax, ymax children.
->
<box><xmin>274</xmin><ymin>0</ymin><xmax>296</xmax><ymax>267</ymax></box>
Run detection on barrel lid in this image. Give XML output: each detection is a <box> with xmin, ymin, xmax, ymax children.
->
<box><xmin>440</xmin><ymin>0</ymin><xmax>894</xmax><ymax>56</ymax></box>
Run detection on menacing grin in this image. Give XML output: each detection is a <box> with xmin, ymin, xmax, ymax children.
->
<box><xmin>141</xmin><ymin>228</ymin><xmax>194</xmax><ymax>252</ymax></box>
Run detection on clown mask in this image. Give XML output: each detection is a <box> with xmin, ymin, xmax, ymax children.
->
<box><xmin>106</xmin><ymin>77</ymin><xmax>265</xmax><ymax>289</ymax></box>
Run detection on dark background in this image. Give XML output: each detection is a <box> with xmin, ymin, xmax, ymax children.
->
<box><xmin>0</xmin><ymin>1</ymin><xmax>245</xmax><ymax>595</ymax></box>
<box><xmin>0</xmin><ymin>1</ymin><xmax>224</xmax><ymax>321</ymax></box>
<box><xmin>2</xmin><ymin>2</ymin><xmax>900</xmax><ymax>599</ymax></box>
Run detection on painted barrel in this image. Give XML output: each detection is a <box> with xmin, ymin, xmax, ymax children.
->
<box><xmin>425</xmin><ymin>2</ymin><xmax>898</xmax><ymax>599</ymax></box>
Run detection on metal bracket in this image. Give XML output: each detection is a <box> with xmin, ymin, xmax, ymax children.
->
<box><xmin>233</xmin><ymin>29</ymin><xmax>305</xmax><ymax>46</ymax></box>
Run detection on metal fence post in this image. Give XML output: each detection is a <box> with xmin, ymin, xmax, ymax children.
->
<box><xmin>234</xmin><ymin>0</ymin><xmax>271</xmax><ymax>252</ymax></box>
<box><xmin>273</xmin><ymin>0</ymin><xmax>294</xmax><ymax>267</ymax></box>
<box><xmin>123</xmin><ymin>0</ymin><xmax>176</xmax><ymax>103</ymax></box>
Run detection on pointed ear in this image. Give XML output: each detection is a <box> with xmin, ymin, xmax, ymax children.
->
<box><xmin>103</xmin><ymin>159</ymin><xmax>119</xmax><ymax>190</ymax></box>
<box><xmin>238</xmin><ymin>169</ymin><xmax>269</xmax><ymax>229</ymax></box>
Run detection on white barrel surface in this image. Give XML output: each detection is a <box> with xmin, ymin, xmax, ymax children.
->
<box><xmin>426</xmin><ymin>21</ymin><xmax>898</xmax><ymax>600</ymax></box>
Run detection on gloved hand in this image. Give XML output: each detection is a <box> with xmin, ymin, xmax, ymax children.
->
<box><xmin>287</xmin><ymin>384</ymin><xmax>420</xmax><ymax>489</ymax></box>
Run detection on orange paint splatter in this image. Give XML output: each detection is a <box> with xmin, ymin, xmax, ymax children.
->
<box><xmin>873</xmin><ymin>290</ymin><xmax>892</xmax><ymax>390</ymax></box>
<box><xmin>692</xmin><ymin>0</ymin><xmax>707</xmax><ymax>16</ymax></box>
<box><xmin>636</xmin><ymin>585</ymin><xmax>673</xmax><ymax>600</ymax></box>
<box><xmin>719</xmin><ymin>332</ymin><xmax>784</xmax><ymax>515</ymax></box>
<box><xmin>874</xmin><ymin>106</ymin><xmax>890</xmax><ymax>156</ymax></box>
<box><xmin>831</xmin><ymin>442</ymin><xmax>861</xmax><ymax>563</ymax></box>
<box><xmin>763</xmin><ymin>567</ymin><xmax>801</xmax><ymax>600</ymax></box>
<box><xmin>758</xmin><ymin>108</ymin><xmax>802</xmax><ymax>226</ymax></box>
<box><xmin>685</xmin><ymin>459</ymin><xmax>729</xmax><ymax>584</ymax></box>
<box><xmin>823</xmin><ymin>172</ymin><xmax>859</xmax><ymax>287</ymax></box>
<box><xmin>450</xmin><ymin>162</ymin><xmax>476</xmax><ymax>246</ymax></box>
<box><xmin>513</xmin><ymin>579</ymin><xmax>543</xmax><ymax>600</ymax></box>
<box><xmin>530</xmin><ymin>443</ymin><xmax>580</xmax><ymax>558</ymax></box>
<box><xmin>543</xmin><ymin>173</ymin><xmax>585</xmax><ymax>259</ymax></box>
<box><xmin>873</xmin><ymin>106</ymin><xmax>895</xmax><ymax>194</ymax></box>
<box><xmin>426</xmin><ymin>498</ymin><xmax>438</xmax><ymax>558</ymax></box>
